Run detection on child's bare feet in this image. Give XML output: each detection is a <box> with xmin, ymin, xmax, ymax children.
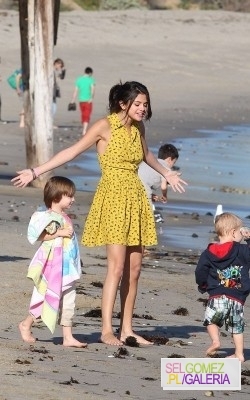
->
<box><xmin>226</xmin><ymin>354</ymin><xmax>245</xmax><ymax>363</ymax></box>
<box><xmin>120</xmin><ymin>332</ymin><xmax>154</xmax><ymax>347</ymax></box>
<box><xmin>63</xmin><ymin>337</ymin><xmax>87</xmax><ymax>348</ymax></box>
<box><xmin>100</xmin><ymin>333</ymin><xmax>123</xmax><ymax>346</ymax></box>
<box><xmin>206</xmin><ymin>339</ymin><xmax>220</xmax><ymax>356</ymax></box>
<box><xmin>19</xmin><ymin>321</ymin><xmax>36</xmax><ymax>343</ymax></box>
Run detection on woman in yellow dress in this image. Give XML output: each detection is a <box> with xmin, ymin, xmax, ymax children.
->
<box><xmin>12</xmin><ymin>81</ymin><xmax>187</xmax><ymax>346</ymax></box>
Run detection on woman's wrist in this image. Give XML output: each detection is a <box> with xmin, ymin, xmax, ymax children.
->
<box><xmin>30</xmin><ymin>168</ymin><xmax>37</xmax><ymax>180</ymax></box>
<box><xmin>163</xmin><ymin>169</ymin><xmax>171</xmax><ymax>178</ymax></box>
<box><xmin>30</xmin><ymin>167</ymin><xmax>40</xmax><ymax>180</ymax></box>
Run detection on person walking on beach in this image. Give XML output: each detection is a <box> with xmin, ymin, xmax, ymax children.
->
<box><xmin>19</xmin><ymin>176</ymin><xmax>87</xmax><ymax>348</ymax></box>
<box><xmin>14</xmin><ymin>69</ymin><xmax>26</xmax><ymax>128</ymax></box>
<box><xmin>70</xmin><ymin>67</ymin><xmax>96</xmax><ymax>136</ymax></box>
<box><xmin>12</xmin><ymin>81</ymin><xmax>187</xmax><ymax>346</ymax></box>
<box><xmin>138</xmin><ymin>143</ymin><xmax>179</xmax><ymax>207</ymax></box>
<box><xmin>7</xmin><ymin>68</ymin><xmax>25</xmax><ymax>127</ymax></box>
<box><xmin>195</xmin><ymin>212</ymin><xmax>250</xmax><ymax>362</ymax></box>
<box><xmin>53</xmin><ymin>58</ymin><xmax>65</xmax><ymax>128</ymax></box>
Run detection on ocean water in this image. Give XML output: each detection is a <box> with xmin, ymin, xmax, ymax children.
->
<box><xmin>169</xmin><ymin>124</ymin><xmax>250</xmax><ymax>209</ymax></box>
<box><xmin>69</xmin><ymin>123</ymin><xmax>250</xmax><ymax>251</ymax></box>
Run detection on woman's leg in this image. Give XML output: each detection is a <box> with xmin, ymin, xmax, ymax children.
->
<box><xmin>100</xmin><ymin>244</ymin><xmax>126</xmax><ymax>345</ymax></box>
<box><xmin>119</xmin><ymin>245</ymin><xmax>153</xmax><ymax>345</ymax></box>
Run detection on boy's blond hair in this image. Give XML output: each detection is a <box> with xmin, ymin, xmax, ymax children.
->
<box><xmin>215</xmin><ymin>212</ymin><xmax>242</xmax><ymax>237</ymax></box>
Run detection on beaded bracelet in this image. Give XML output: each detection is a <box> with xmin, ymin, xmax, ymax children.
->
<box><xmin>30</xmin><ymin>168</ymin><xmax>37</xmax><ymax>180</ymax></box>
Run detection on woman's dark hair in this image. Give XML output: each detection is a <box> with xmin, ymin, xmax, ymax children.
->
<box><xmin>108</xmin><ymin>81</ymin><xmax>152</xmax><ymax>120</ymax></box>
<box><xmin>44</xmin><ymin>176</ymin><xmax>76</xmax><ymax>208</ymax></box>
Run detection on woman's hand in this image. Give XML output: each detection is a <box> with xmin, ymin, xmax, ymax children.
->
<box><xmin>164</xmin><ymin>170</ymin><xmax>187</xmax><ymax>193</ymax></box>
<box><xmin>11</xmin><ymin>169</ymin><xmax>33</xmax><ymax>187</ymax></box>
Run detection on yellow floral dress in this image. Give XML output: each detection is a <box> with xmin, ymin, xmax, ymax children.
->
<box><xmin>81</xmin><ymin>113</ymin><xmax>157</xmax><ymax>247</ymax></box>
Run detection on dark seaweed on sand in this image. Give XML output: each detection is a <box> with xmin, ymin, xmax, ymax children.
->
<box><xmin>197</xmin><ymin>297</ymin><xmax>208</xmax><ymax>307</ymax></box>
<box><xmin>125</xmin><ymin>336</ymin><xmax>139</xmax><ymax>347</ymax></box>
<box><xmin>91</xmin><ymin>281</ymin><xmax>103</xmax><ymax>288</ymax></box>
<box><xmin>29</xmin><ymin>346</ymin><xmax>49</xmax><ymax>354</ymax></box>
<box><xmin>241</xmin><ymin>377</ymin><xmax>250</xmax><ymax>385</ymax></box>
<box><xmin>59</xmin><ymin>377</ymin><xmax>79</xmax><ymax>385</ymax></box>
<box><xmin>142</xmin><ymin>377</ymin><xmax>157</xmax><ymax>381</ymax></box>
<box><xmin>84</xmin><ymin>308</ymin><xmax>102</xmax><ymax>318</ymax></box>
<box><xmin>241</xmin><ymin>372</ymin><xmax>250</xmax><ymax>385</ymax></box>
<box><xmin>76</xmin><ymin>284</ymin><xmax>87</xmax><ymax>295</ymax></box>
<box><xmin>142</xmin><ymin>334</ymin><xmax>168</xmax><ymax>345</ymax></box>
<box><xmin>168</xmin><ymin>353</ymin><xmax>186</xmax><ymax>358</ymax></box>
<box><xmin>94</xmin><ymin>255</ymin><xmax>107</xmax><ymax>260</ymax></box>
<box><xmin>242</xmin><ymin>370</ymin><xmax>250</xmax><ymax>376</ymax></box>
<box><xmin>15</xmin><ymin>359</ymin><xmax>31</xmax><ymax>365</ymax></box>
<box><xmin>134</xmin><ymin>313</ymin><xmax>155</xmax><ymax>320</ymax></box>
<box><xmin>113</xmin><ymin>347</ymin><xmax>130</xmax><ymax>358</ymax></box>
<box><xmin>172</xmin><ymin>307</ymin><xmax>189</xmax><ymax>316</ymax></box>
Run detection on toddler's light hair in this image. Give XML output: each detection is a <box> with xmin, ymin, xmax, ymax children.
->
<box><xmin>215</xmin><ymin>212</ymin><xmax>242</xmax><ymax>237</ymax></box>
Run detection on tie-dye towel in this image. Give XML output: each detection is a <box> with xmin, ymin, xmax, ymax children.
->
<box><xmin>27</xmin><ymin>209</ymin><xmax>81</xmax><ymax>333</ymax></box>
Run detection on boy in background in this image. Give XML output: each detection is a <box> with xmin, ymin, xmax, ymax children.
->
<box><xmin>70</xmin><ymin>66</ymin><xmax>96</xmax><ymax>136</ymax></box>
<box><xmin>195</xmin><ymin>212</ymin><xmax>250</xmax><ymax>362</ymax></box>
<box><xmin>53</xmin><ymin>58</ymin><xmax>65</xmax><ymax>127</ymax></box>
<box><xmin>138</xmin><ymin>143</ymin><xmax>179</xmax><ymax>209</ymax></box>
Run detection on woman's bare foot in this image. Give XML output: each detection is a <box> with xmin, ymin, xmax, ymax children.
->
<box><xmin>120</xmin><ymin>332</ymin><xmax>154</xmax><ymax>347</ymax></box>
<box><xmin>19</xmin><ymin>321</ymin><xmax>36</xmax><ymax>343</ymax></box>
<box><xmin>206</xmin><ymin>339</ymin><xmax>221</xmax><ymax>356</ymax></box>
<box><xmin>63</xmin><ymin>337</ymin><xmax>88</xmax><ymax>348</ymax></box>
<box><xmin>100</xmin><ymin>333</ymin><xmax>123</xmax><ymax>346</ymax></box>
<box><xmin>226</xmin><ymin>354</ymin><xmax>245</xmax><ymax>363</ymax></box>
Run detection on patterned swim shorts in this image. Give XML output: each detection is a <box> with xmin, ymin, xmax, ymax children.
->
<box><xmin>203</xmin><ymin>295</ymin><xmax>245</xmax><ymax>334</ymax></box>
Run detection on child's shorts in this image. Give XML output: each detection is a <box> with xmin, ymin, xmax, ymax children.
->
<box><xmin>57</xmin><ymin>285</ymin><xmax>76</xmax><ymax>327</ymax></box>
<box><xmin>203</xmin><ymin>295</ymin><xmax>245</xmax><ymax>334</ymax></box>
<box><xmin>79</xmin><ymin>102</ymin><xmax>92</xmax><ymax>123</ymax></box>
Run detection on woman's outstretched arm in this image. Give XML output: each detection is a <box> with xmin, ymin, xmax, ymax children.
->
<box><xmin>11</xmin><ymin>118</ymin><xmax>107</xmax><ymax>187</ymax></box>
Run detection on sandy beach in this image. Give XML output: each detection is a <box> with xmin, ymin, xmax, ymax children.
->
<box><xmin>1</xmin><ymin>8</ymin><xmax>250</xmax><ymax>400</ymax></box>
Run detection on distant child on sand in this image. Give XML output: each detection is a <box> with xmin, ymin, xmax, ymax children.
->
<box><xmin>138</xmin><ymin>143</ymin><xmax>179</xmax><ymax>207</ymax></box>
<box><xmin>19</xmin><ymin>176</ymin><xmax>87</xmax><ymax>348</ymax></box>
<box><xmin>70</xmin><ymin>66</ymin><xmax>96</xmax><ymax>136</ymax></box>
<box><xmin>195</xmin><ymin>212</ymin><xmax>250</xmax><ymax>362</ymax></box>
